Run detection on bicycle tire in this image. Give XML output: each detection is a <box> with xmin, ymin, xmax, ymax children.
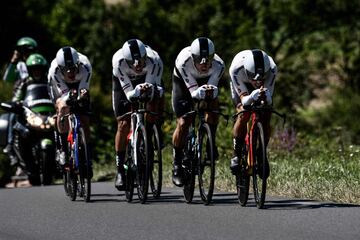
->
<box><xmin>125</xmin><ymin>142</ymin><xmax>134</xmax><ymax>202</ymax></box>
<box><xmin>252</xmin><ymin>122</ymin><xmax>267</xmax><ymax>209</ymax></box>
<box><xmin>67</xmin><ymin>170</ymin><xmax>77</xmax><ymax>201</ymax></box>
<box><xmin>149</xmin><ymin>124</ymin><xmax>162</xmax><ymax>198</ymax></box>
<box><xmin>135</xmin><ymin>124</ymin><xmax>150</xmax><ymax>204</ymax></box>
<box><xmin>198</xmin><ymin>123</ymin><xmax>215</xmax><ymax>205</ymax></box>
<box><xmin>183</xmin><ymin>129</ymin><xmax>195</xmax><ymax>203</ymax></box>
<box><xmin>237</xmin><ymin>144</ymin><xmax>250</xmax><ymax>206</ymax></box>
<box><xmin>78</xmin><ymin>127</ymin><xmax>91</xmax><ymax>202</ymax></box>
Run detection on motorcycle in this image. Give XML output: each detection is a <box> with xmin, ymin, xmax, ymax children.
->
<box><xmin>0</xmin><ymin>83</ymin><xmax>57</xmax><ymax>185</ymax></box>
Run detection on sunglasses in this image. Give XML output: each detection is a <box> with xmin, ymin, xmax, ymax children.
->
<box><xmin>192</xmin><ymin>54</ymin><xmax>214</xmax><ymax>65</ymax></box>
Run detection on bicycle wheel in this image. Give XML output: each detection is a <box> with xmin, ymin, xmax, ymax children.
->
<box><xmin>149</xmin><ymin>124</ymin><xmax>162</xmax><ymax>198</ymax></box>
<box><xmin>183</xmin><ymin>130</ymin><xmax>195</xmax><ymax>203</ymax></box>
<box><xmin>125</xmin><ymin>142</ymin><xmax>134</xmax><ymax>202</ymax></box>
<box><xmin>135</xmin><ymin>124</ymin><xmax>150</xmax><ymax>204</ymax></box>
<box><xmin>67</xmin><ymin>170</ymin><xmax>77</xmax><ymax>201</ymax></box>
<box><xmin>252</xmin><ymin>122</ymin><xmax>267</xmax><ymax>209</ymax></box>
<box><xmin>198</xmin><ymin>123</ymin><xmax>215</xmax><ymax>205</ymax></box>
<box><xmin>78</xmin><ymin>127</ymin><xmax>91</xmax><ymax>202</ymax></box>
<box><xmin>237</xmin><ymin>144</ymin><xmax>250</xmax><ymax>206</ymax></box>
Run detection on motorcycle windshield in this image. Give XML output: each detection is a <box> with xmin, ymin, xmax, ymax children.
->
<box><xmin>23</xmin><ymin>84</ymin><xmax>55</xmax><ymax>114</ymax></box>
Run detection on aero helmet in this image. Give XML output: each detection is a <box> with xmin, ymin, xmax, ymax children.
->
<box><xmin>243</xmin><ymin>49</ymin><xmax>271</xmax><ymax>81</ymax></box>
<box><xmin>190</xmin><ymin>37</ymin><xmax>215</xmax><ymax>64</ymax></box>
<box><xmin>56</xmin><ymin>46</ymin><xmax>79</xmax><ymax>72</ymax></box>
<box><xmin>122</xmin><ymin>39</ymin><xmax>147</xmax><ymax>67</ymax></box>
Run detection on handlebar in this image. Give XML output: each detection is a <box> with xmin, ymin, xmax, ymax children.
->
<box><xmin>232</xmin><ymin>104</ymin><xmax>286</xmax><ymax>126</ymax></box>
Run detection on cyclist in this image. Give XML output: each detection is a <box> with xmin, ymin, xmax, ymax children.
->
<box><xmin>13</xmin><ymin>53</ymin><xmax>49</xmax><ymax>101</ymax></box>
<box><xmin>4</xmin><ymin>53</ymin><xmax>49</xmax><ymax>188</ymax></box>
<box><xmin>229</xmin><ymin>49</ymin><xmax>277</xmax><ymax>179</ymax></box>
<box><xmin>171</xmin><ymin>37</ymin><xmax>225</xmax><ymax>187</ymax></box>
<box><xmin>48</xmin><ymin>47</ymin><xmax>92</xmax><ymax>174</ymax></box>
<box><xmin>3</xmin><ymin>37</ymin><xmax>38</xmax><ymax>83</ymax></box>
<box><xmin>112</xmin><ymin>39</ymin><xmax>164</xmax><ymax>190</ymax></box>
<box><xmin>2</xmin><ymin>37</ymin><xmax>38</xmax><ymax>159</ymax></box>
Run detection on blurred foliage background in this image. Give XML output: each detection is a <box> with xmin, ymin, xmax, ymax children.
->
<box><xmin>1</xmin><ymin>0</ymin><xmax>360</xmax><ymax>193</ymax></box>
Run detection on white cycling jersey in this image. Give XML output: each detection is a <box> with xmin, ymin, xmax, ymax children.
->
<box><xmin>229</xmin><ymin>50</ymin><xmax>277</xmax><ymax>98</ymax></box>
<box><xmin>173</xmin><ymin>46</ymin><xmax>225</xmax><ymax>95</ymax></box>
<box><xmin>48</xmin><ymin>53</ymin><xmax>92</xmax><ymax>100</ymax></box>
<box><xmin>112</xmin><ymin>45</ymin><xmax>163</xmax><ymax>101</ymax></box>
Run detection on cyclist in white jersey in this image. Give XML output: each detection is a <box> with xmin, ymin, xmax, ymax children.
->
<box><xmin>229</xmin><ymin>49</ymin><xmax>277</xmax><ymax>179</ymax></box>
<box><xmin>171</xmin><ymin>37</ymin><xmax>225</xmax><ymax>187</ymax></box>
<box><xmin>48</xmin><ymin>47</ymin><xmax>92</xmax><ymax>172</ymax></box>
<box><xmin>112</xmin><ymin>39</ymin><xmax>164</xmax><ymax>190</ymax></box>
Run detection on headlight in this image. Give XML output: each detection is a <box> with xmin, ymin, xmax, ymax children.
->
<box><xmin>27</xmin><ymin>113</ymin><xmax>44</xmax><ymax>127</ymax></box>
<box><xmin>47</xmin><ymin>116</ymin><xmax>56</xmax><ymax>127</ymax></box>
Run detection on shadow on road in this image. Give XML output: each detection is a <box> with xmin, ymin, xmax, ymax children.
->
<box><xmin>263</xmin><ymin>199</ymin><xmax>360</xmax><ymax>210</ymax></box>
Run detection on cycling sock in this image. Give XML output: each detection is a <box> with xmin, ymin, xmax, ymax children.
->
<box><xmin>116</xmin><ymin>151</ymin><xmax>125</xmax><ymax>172</ymax></box>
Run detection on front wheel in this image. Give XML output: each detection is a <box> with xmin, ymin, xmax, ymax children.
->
<box><xmin>198</xmin><ymin>123</ymin><xmax>215</xmax><ymax>205</ymax></box>
<box><xmin>135</xmin><ymin>125</ymin><xmax>150</xmax><ymax>204</ymax></box>
<box><xmin>252</xmin><ymin>122</ymin><xmax>267</xmax><ymax>209</ymax></box>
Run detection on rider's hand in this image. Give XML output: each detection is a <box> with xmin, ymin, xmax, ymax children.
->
<box><xmin>191</xmin><ymin>85</ymin><xmax>207</xmax><ymax>100</ymax></box>
<box><xmin>209</xmin><ymin>85</ymin><xmax>218</xmax><ymax>99</ymax></box>
<box><xmin>250</xmin><ymin>89</ymin><xmax>261</xmax><ymax>101</ymax></box>
<box><xmin>264</xmin><ymin>89</ymin><xmax>272</xmax><ymax>104</ymax></box>
<box><xmin>78</xmin><ymin>88</ymin><xmax>90</xmax><ymax>107</ymax></box>
<box><xmin>156</xmin><ymin>85</ymin><xmax>164</xmax><ymax>98</ymax></box>
<box><xmin>10</xmin><ymin>50</ymin><xmax>20</xmax><ymax>64</ymax></box>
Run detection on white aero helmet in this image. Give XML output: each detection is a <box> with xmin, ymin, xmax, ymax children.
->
<box><xmin>56</xmin><ymin>46</ymin><xmax>79</xmax><ymax>72</ymax></box>
<box><xmin>243</xmin><ymin>49</ymin><xmax>271</xmax><ymax>81</ymax></box>
<box><xmin>122</xmin><ymin>39</ymin><xmax>147</xmax><ymax>67</ymax></box>
<box><xmin>190</xmin><ymin>37</ymin><xmax>215</xmax><ymax>64</ymax></box>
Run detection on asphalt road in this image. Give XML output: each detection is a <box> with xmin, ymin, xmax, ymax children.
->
<box><xmin>0</xmin><ymin>182</ymin><xmax>359</xmax><ymax>240</ymax></box>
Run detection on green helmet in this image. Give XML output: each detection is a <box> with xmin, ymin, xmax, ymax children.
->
<box><xmin>16</xmin><ymin>37</ymin><xmax>38</xmax><ymax>51</ymax></box>
<box><xmin>26</xmin><ymin>53</ymin><xmax>48</xmax><ymax>67</ymax></box>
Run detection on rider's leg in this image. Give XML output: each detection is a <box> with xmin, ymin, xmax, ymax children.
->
<box><xmin>172</xmin><ymin>116</ymin><xmax>192</xmax><ymax>187</ymax></box>
<box><xmin>204</xmin><ymin>99</ymin><xmax>220</xmax><ymax>160</ymax></box>
<box><xmin>112</xmin><ymin>75</ymin><xmax>131</xmax><ymax>189</ymax></box>
<box><xmin>231</xmin><ymin>105</ymin><xmax>250</xmax><ymax>174</ymax></box>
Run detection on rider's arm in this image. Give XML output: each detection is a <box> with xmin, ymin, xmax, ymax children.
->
<box><xmin>264</xmin><ymin>56</ymin><xmax>277</xmax><ymax>97</ymax></box>
<box><xmin>78</xmin><ymin>54</ymin><xmax>92</xmax><ymax>91</ymax></box>
<box><xmin>48</xmin><ymin>60</ymin><xmax>70</xmax><ymax>101</ymax></box>
<box><xmin>11</xmin><ymin>79</ymin><xmax>27</xmax><ymax>102</ymax></box>
<box><xmin>207</xmin><ymin>55</ymin><xmax>225</xmax><ymax>87</ymax></box>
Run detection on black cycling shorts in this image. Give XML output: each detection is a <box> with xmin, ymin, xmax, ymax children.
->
<box><xmin>112</xmin><ymin>75</ymin><xmax>132</xmax><ymax>118</ymax></box>
<box><xmin>171</xmin><ymin>72</ymin><xmax>210</xmax><ymax>118</ymax></box>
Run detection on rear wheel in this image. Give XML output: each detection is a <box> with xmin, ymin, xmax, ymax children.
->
<box><xmin>67</xmin><ymin>170</ymin><xmax>77</xmax><ymax>201</ymax></box>
<box><xmin>237</xmin><ymin>144</ymin><xmax>250</xmax><ymax>206</ymax></box>
<box><xmin>149</xmin><ymin>125</ymin><xmax>162</xmax><ymax>198</ymax></box>
<box><xmin>198</xmin><ymin>123</ymin><xmax>215</xmax><ymax>205</ymax></box>
<box><xmin>125</xmin><ymin>142</ymin><xmax>134</xmax><ymax>202</ymax></box>
<box><xmin>183</xmin><ymin>130</ymin><xmax>195</xmax><ymax>203</ymax></box>
<box><xmin>135</xmin><ymin>125</ymin><xmax>149</xmax><ymax>204</ymax></box>
<box><xmin>78</xmin><ymin>128</ymin><xmax>91</xmax><ymax>202</ymax></box>
<box><xmin>252</xmin><ymin>122</ymin><xmax>267</xmax><ymax>209</ymax></box>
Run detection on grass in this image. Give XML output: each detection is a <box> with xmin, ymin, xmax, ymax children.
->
<box><xmin>88</xmin><ymin>129</ymin><xmax>360</xmax><ymax>205</ymax></box>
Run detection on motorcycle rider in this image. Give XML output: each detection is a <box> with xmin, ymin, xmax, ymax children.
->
<box><xmin>171</xmin><ymin>37</ymin><xmax>225</xmax><ymax>187</ymax></box>
<box><xmin>229</xmin><ymin>49</ymin><xmax>277</xmax><ymax>179</ymax></box>
<box><xmin>2</xmin><ymin>37</ymin><xmax>38</xmax><ymax>164</ymax></box>
<box><xmin>3</xmin><ymin>37</ymin><xmax>38</xmax><ymax>84</ymax></box>
<box><xmin>48</xmin><ymin>47</ymin><xmax>92</xmax><ymax>175</ymax></box>
<box><xmin>112</xmin><ymin>39</ymin><xmax>164</xmax><ymax>190</ymax></box>
<box><xmin>5</xmin><ymin>53</ymin><xmax>49</xmax><ymax>187</ymax></box>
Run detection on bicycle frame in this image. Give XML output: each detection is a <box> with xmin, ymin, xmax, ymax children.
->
<box><xmin>67</xmin><ymin>113</ymin><xmax>82</xmax><ymax>170</ymax></box>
